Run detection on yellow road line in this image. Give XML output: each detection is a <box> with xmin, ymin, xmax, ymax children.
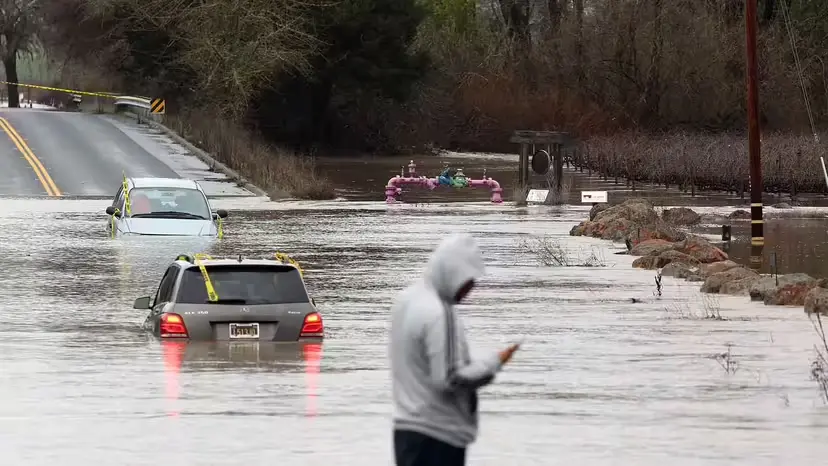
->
<box><xmin>0</xmin><ymin>117</ymin><xmax>60</xmax><ymax>196</ymax></box>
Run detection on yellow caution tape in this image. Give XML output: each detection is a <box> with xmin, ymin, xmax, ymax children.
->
<box><xmin>122</xmin><ymin>172</ymin><xmax>131</xmax><ymax>216</ymax></box>
<box><xmin>274</xmin><ymin>252</ymin><xmax>303</xmax><ymax>277</ymax></box>
<box><xmin>193</xmin><ymin>253</ymin><xmax>218</xmax><ymax>302</ymax></box>
<box><xmin>0</xmin><ymin>80</ymin><xmax>123</xmax><ymax>99</ymax></box>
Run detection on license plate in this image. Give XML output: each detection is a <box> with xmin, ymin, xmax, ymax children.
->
<box><xmin>229</xmin><ymin>323</ymin><xmax>259</xmax><ymax>339</ymax></box>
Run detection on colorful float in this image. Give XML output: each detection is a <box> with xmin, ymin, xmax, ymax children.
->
<box><xmin>384</xmin><ymin>161</ymin><xmax>503</xmax><ymax>204</ymax></box>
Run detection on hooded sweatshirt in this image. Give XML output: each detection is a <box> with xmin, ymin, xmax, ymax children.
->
<box><xmin>390</xmin><ymin>233</ymin><xmax>504</xmax><ymax>448</ymax></box>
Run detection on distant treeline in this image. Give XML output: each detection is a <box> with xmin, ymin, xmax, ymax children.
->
<box><xmin>6</xmin><ymin>1</ymin><xmax>825</xmax><ymax>156</ymax></box>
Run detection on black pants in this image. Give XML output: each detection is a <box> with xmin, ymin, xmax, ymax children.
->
<box><xmin>394</xmin><ymin>429</ymin><xmax>466</xmax><ymax>466</ymax></box>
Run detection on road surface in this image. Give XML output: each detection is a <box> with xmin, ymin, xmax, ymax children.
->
<box><xmin>0</xmin><ymin>108</ymin><xmax>256</xmax><ymax>198</ymax></box>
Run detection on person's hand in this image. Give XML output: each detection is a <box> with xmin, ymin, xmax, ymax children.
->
<box><xmin>499</xmin><ymin>343</ymin><xmax>521</xmax><ymax>365</ymax></box>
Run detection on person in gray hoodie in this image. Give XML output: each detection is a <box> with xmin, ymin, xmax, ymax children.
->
<box><xmin>389</xmin><ymin>233</ymin><xmax>520</xmax><ymax>466</ymax></box>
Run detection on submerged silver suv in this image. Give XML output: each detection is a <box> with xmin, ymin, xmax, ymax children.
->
<box><xmin>134</xmin><ymin>254</ymin><xmax>323</xmax><ymax>341</ymax></box>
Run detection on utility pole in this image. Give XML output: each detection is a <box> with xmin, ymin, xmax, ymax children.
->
<box><xmin>746</xmin><ymin>0</ymin><xmax>764</xmax><ymax>268</ymax></box>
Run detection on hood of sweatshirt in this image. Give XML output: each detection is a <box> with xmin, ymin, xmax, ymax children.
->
<box><xmin>423</xmin><ymin>234</ymin><xmax>485</xmax><ymax>304</ymax></box>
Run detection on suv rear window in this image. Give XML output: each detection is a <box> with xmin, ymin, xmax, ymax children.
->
<box><xmin>177</xmin><ymin>265</ymin><xmax>310</xmax><ymax>304</ymax></box>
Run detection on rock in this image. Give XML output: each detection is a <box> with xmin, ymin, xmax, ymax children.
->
<box><xmin>805</xmin><ymin>287</ymin><xmax>828</xmax><ymax>315</ymax></box>
<box><xmin>589</xmin><ymin>203</ymin><xmax>609</xmax><ymax>221</ymax></box>
<box><xmin>700</xmin><ymin>260</ymin><xmax>740</xmax><ymax>278</ymax></box>
<box><xmin>764</xmin><ymin>281</ymin><xmax>818</xmax><ymax>306</ymax></box>
<box><xmin>662</xmin><ymin>207</ymin><xmax>701</xmax><ymax>226</ymax></box>
<box><xmin>630</xmin><ymin>239</ymin><xmax>674</xmax><ymax>256</ymax></box>
<box><xmin>729</xmin><ymin>209</ymin><xmax>750</xmax><ymax>220</ymax></box>
<box><xmin>661</xmin><ymin>261</ymin><xmax>700</xmax><ymax>279</ymax></box>
<box><xmin>674</xmin><ymin>235</ymin><xmax>728</xmax><ymax>263</ymax></box>
<box><xmin>632</xmin><ymin>222</ymin><xmax>687</xmax><ymax>243</ymax></box>
<box><xmin>659</xmin><ymin>250</ymin><xmax>700</xmax><ymax>266</ymax></box>
<box><xmin>749</xmin><ymin>273</ymin><xmax>816</xmax><ymax>302</ymax></box>
<box><xmin>632</xmin><ymin>250</ymin><xmax>699</xmax><ymax>270</ymax></box>
<box><xmin>701</xmin><ymin>267</ymin><xmax>760</xmax><ymax>293</ymax></box>
<box><xmin>719</xmin><ymin>276</ymin><xmax>761</xmax><ymax>296</ymax></box>
<box><xmin>570</xmin><ymin>216</ymin><xmax>638</xmax><ymax>242</ymax></box>
<box><xmin>632</xmin><ymin>255</ymin><xmax>665</xmax><ymax>269</ymax></box>
<box><xmin>771</xmin><ymin>202</ymin><xmax>792</xmax><ymax>209</ymax></box>
<box><xmin>593</xmin><ymin>198</ymin><xmax>659</xmax><ymax>225</ymax></box>
<box><xmin>572</xmin><ymin>198</ymin><xmax>684</xmax><ymax>242</ymax></box>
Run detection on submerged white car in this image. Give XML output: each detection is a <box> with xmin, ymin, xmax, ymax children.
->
<box><xmin>105</xmin><ymin>177</ymin><xmax>228</xmax><ymax>237</ymax></box>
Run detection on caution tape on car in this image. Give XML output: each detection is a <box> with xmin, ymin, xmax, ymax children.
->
<box><xmin>122</xmin><ymin>171</ymin><xmax>131</xmax><ymax>216</ymax></box>
<box><xmin>193</xmin><ymin>253</ymin><xmax>219</xmax><ymax>301</ymax></box>
<box><xmin>274</xmin><ymin>252</ymin><xmax>303</xmax><ymax>277</ymax></box>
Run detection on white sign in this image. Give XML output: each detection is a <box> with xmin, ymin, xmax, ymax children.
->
<box><xmin>526</xmin><ymin>189</ymin><xmax>549</xmax><ymax>204</ymax></box>
<box><xmin>581</xmin><ymin>191</ymin><xmax>608</xmax><ymax>203</ymax></box>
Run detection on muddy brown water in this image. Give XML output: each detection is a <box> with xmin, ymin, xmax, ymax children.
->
<box><xmin>2</xmin><ymin>156</ymin><xmax>828</xmax><ymax>464</ymax></box>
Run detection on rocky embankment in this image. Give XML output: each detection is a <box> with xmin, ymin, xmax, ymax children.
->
<box><xmin>570</xmin><ymin>198</ymin><xmax>828</xmax><ymax>315</ymax></box>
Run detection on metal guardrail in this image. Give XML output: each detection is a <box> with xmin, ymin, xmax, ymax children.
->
<box><xmin>113</xmin><ymin>95</ymin><xmax>163</xmax><ymax>123</ymax></box>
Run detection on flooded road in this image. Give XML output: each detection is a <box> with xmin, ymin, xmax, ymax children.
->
<box><xmin>1</xmin><ymin>196</ymin><xmax>827</xmax><ymax>465</ymax></box>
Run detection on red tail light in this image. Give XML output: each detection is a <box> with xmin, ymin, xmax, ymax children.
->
<box><xmin>300</xmin><ymin>312</ymin><xmax>324</xmax><ymax>338</ymax></box>
<box><xmin>160</xmin><ymin>313</ymin><xmax>189</xmax><ymax>338</ymax></box>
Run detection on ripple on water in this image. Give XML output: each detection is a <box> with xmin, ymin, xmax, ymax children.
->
<box><xmin>0</xmin><ymin>197</ymin><xmax>827</xmax><ymax>464</ymax></box>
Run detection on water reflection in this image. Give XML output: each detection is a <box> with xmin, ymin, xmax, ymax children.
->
<box><xmin>697</xmin><ymin>219</ymin><xmax>828</xmax><ymax>277</ymax></box>
<box><xmin>161</xmin><ymin>341</ymin><xmax>323</xmax><ymax>418</ymax></box>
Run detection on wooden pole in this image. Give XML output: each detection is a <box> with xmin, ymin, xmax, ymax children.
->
<box><xmin>746</xmin><ymin>0</ymin><xmax>764</xmax><ymax>267</ymax></box>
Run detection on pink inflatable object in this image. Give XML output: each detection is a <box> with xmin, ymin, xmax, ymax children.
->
<box><xmin>384</xmin><ymin>160</ymin><xmax>503</xmax><ymax>204</ymax></box>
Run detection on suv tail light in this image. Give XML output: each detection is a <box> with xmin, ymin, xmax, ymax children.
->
<box><xmin>300</xmin><ymin>312</ymin><xmax>324</xmax><ymax>338</ymax></box>
<box><xmin>160</xmin><ymin>313</ymin><xmax>189</xmax><ymax>338</ymax></box>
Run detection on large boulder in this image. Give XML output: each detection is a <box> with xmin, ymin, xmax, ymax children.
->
<box><xmin>662</xmin><ymin>207</ymin><xmax>701</xmax><ymax>226</ymax></box>
<box><xmin>729</xmin><ymin>209</ymin><xmax>751</xmax><ymax>220</ymax></box>
<box><xmin>661</xmin><ymin>261</ymin><xmax>700</xmax><ymax>279</ymax></box>
<box><xmin>700</xmin><ymin>260</ymin><xmax>740</xmax><ymax>278</ymax></box>
<box><xmin>719</xmin><ymin>276</ymin><xmax>762</xmax><ymax>296</ymax></box>
<box><xmin>749</xmin><ymin>273</ymin><xmax>817</xmax><ymax>303</ymax></box>
<box><xmin>571</xmin><ymin>198</ymin><xmax>688</xmax><ymax>243</ymax></box>
<box><xmin>632</xmin><ymin>250</ymin><xmax>699</xmax><ymax>270</ymax></box>
<box><xmin>593</xmin><ymin>198</ymin><xmax>659</xmax><ymax>225</ymax></box>
<box><xmin>630</xmin><ymin>239</ymin><xmax>674</xmax><ymax>256</ymax></box>
<box><xmin>805</xmin><ymin>287</ymin><xmax>828</xmax><ymax>315</ymax></box>
<box><xmin>674</xmin><ymin>235</ymin><xmax>728</xmax><ymax>263</ymax></box>
<box><xmin>701</xmin><ymin>267</ymin><xmax>760</xmax><ymax>293</ymax></box>
<box><xmin>589</xmin><ymin>203</ymin><xmax>609</xmax><ymax>221</ymax></box>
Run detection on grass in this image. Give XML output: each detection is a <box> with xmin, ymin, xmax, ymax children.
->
<box><xmin>165</xmin><ymin>113</ymin><xmax>335</xmax><ymax>200</ymax></box>
<box><xmin>711</xmin><ymin>343</ymin><xmax>739</xmax><ymax>375</ymax></box>
<box><xmin>665</xmin><ymin>293</ymin><xmax>727</xmax><ymax>321</ymax></box>
<box><xmin>809</xmin><ymin>313</ymin><xmax>828</xmax><ymax>404</ymax></box>
<box><xmin>520</xmin><ymin>236</ymin><xmax>607</xmax><ymax>267</ymax></box>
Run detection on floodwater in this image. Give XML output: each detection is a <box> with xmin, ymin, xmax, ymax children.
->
<box><xmin>1</xmin><ymin>190</ymin><xmax>828</xmax><ymax>465</ymax></box>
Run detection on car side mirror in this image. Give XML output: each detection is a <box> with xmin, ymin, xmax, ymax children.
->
<box><xmin>215</xmin><ymin>209</ymin><xmax>228</xmax><ymax>219</ymax></box>
<box><xmin>133</xmin><ymin>296</ymin><xmax>151</xmax><ymax>309</ymax></box>
<box><xmin>106</xmin><ymin>206</ymin><xmax>121</xmax><ymax>217</ymax></box>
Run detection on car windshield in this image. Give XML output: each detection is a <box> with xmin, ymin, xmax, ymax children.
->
<box><xmin>177</xmin><ymin>265</ymin><xmax>310</xmax><ymax>304</ymax></box>
<box><xmin>128</xmin><ymin>187</ymin><xmax>210</xmax><ymax>219</ymax></box>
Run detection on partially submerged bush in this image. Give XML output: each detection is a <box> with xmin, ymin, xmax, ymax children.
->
<box><xmin>579</xmin><ymin>131</ymin><xmax>828</xmax><ymax>195</ymax></box>
<box><xmin>810</xmin><ymin>313</ymin><xmax>828</xmax><ymax>403</ymax></box>
<box><xmin>166</xmin><ymin>114</ymin><xmax>335</xmax><ymax>200</ymax></box>
<box><xmin>520</xmin><ymin>236</ymin><xmax>606</xmax><ymax>267</ymax></box>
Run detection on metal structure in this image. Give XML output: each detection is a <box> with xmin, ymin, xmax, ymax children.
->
<box><xmin>113</xmin><ymin>95</ymin><xmax>165</xmax><ymax>124</ymax></box>
<box><xmin>509</xmin><ymin>130</ymin><xmax>569</xmax><ymax>200</ymax></box>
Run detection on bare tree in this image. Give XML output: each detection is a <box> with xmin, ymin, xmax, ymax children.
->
<box><xmin>0</xmin><ymin>0</ymin><xmax>41</xmax><ymax>108</ymax></box>
<box><xmin>92</xmin><ymin>0</ymin><xmax>320</xmax><ymax>120</ymax></box>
